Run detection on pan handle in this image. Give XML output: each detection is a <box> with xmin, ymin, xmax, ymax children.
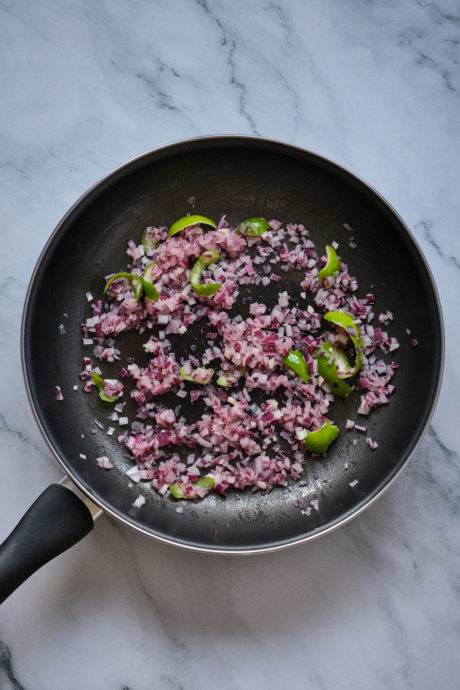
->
<box><xmin>0</xmin><ymin>483</ymin><xmax>95</xmax><ymax>604</ymax></box>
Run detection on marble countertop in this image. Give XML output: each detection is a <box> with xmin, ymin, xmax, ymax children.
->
<box><xmin>1</xmin><ymin>1</ymin><xmax>459</xmax><ymax>688</ymax></box>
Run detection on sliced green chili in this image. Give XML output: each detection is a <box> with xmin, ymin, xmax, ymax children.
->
<box><xmin>170</xmin><ymin>483</ymin><xmax>186</xmax><ymax>499</ymax></box>
<box><xmin>190</xmin><ymin>250</ymin><xmax>222</xmax><ymax>296</ymax></box>
<box><xmin>141</xmin><ymin>262</ymin><xmax>160</xmax><ymax>301</ymax></box>
<box><xmin>141</xmin><ymin>226</ymin><xmax>159</xmax><ymax>253</ymax></box>
<box><xmin>315</xmin><ymin>343</ymin><xmax>352</xmax><ymax>398</ymax></box>
<box><xmin>304</xmin><ymin>420</ymin><xmax>339</xmax><ymax>454</ymax></box>
<box><xmin>170</xmin><ymin>476</ymin><xmax>215</xmax><ymax>499</ymax></box>
<box><xmin>179</xmin><ymin>365</ymin><xmax>214</xmax><ymax>384</ymax></box>
<box><xmin>216</xmin><ymin>366</ymin><xmax>246</xmax><ymax>387</ymax></box>
<box><xmin>318</xmin><ymin>245</ymin><xmax>341</xmax><ymax>282</ymax></box>
<box><xmin>235</xmin><ymin>217</ymin><xmax>270</xmax><ymax>236</ymax></box>
<box><xmin>282</xmin><ymin>350</ymin><xmax>310</xmax><ymax>384</ymax></box>
<box><xmin>91</xmin><ymin>373</ymin><xmax>117</xmax><ymax>403</ymax></box>
<box><xmin>104</xmin><ymin>270</ymin><xmax>159</xmax><ymax>302</ymax></box>
<box><xmin>168</xmin><ymin>215</ymin><xmax>217</xmax><ymax>237</ymax></box>
<box><xmin>142</xmin><ymin>262</ymin><xmax>159</xmax><ymax>283</ymax></box>
<box><xmin>324</xmin><ymin>311</ymin><xmax>363</xmax><ymax>376</ymax></box>
<box><xmin>141</xmin><ymin>280</ymin><xmax>159</xmax><ymax>300</ymax></box>
<box><xmin>104</xmin><ymin>272</ymin><xmax>143</xmax><ymax>301</ymax></box>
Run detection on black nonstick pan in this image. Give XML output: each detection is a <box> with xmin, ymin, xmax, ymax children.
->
<box><xmin>0</xmin><ymin>136</ymin><xmax>443</xmax><ymax>603</ymax></box>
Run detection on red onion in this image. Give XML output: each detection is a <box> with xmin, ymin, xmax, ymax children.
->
<box><xmin>81</xmin><ymin>216</ymin><xmax>400</xmax><ymax>497</ymax></box>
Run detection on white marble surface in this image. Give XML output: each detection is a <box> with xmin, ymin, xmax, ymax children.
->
<box><xmin>0</xmin><ymin>1</ymin><xmax>459</xmax><ymax>688</ymax></box>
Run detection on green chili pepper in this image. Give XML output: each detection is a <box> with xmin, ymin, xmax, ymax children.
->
<box><xmin>141</xmin><ymin>280</ymin><xmax>159</xmax><ymax>300</ymax></box>
<box><xmin>168</xmin><ymin>215</ymin><xmax>217</xmax><ymax>237</ymax></box>
<box><xmin>327</xmin><ymin>344</ymin><xmax>352</xmax><ymax>376</ymax></box>
<box><xmin>216</xmin><ymin>366</ymin><xmax>246</xmax><ymax>387</ymax></box>
<box><xmin>179</xmin><ymin>365</ymin><xmax>214</xmax><ymax>384</ymax></box>
<box><xmin>324</xmin><ymin>311</ymin><xmax>363</xmax><ymax>375</ymax></box>
<box><xmin>104</xmin><ymin>270</ymin><xmax>159</xmax><ymax>302</ymax></box>
<box><xmin>170</xmin><ymin>476</ymin><xmax>215</xmax><ymax>499</ymax></box>
<box><xmin>170</xmin><ymin>483</ymin><xmax>186</xmax><ymax>499</ymax></box>
<box><xmin>235</xmin><ymin>217</ymin><xmax>270</xmax><ymax>236</ymax></box>
<box><xmin>318</xmin><ymin>245</ymin><xmax>341</xmax><ymax>282</ymax></box>
<box><xmin>141</xmin><ymin>226</ymin><xmax>159</xmax><ymax>253</ymax></box>
<box><xmin>315</xmin><ymin>343</ymin><xmax>352</xmax><ymax>398</ymax></box>
<box><xmin>91</xmin><ymin>373</ymin><xmax>118</xmax><ymax>403</ymax></box>
<box><xmin>103</xmin><ymin>272</ymin><xmax>143</xmax><ymax>301</ymax></box>
<box><xmin>190</xmin><ymin>250</ymin><xmax>222</xmax><ymax>296</ymax></box>
<box><xmin>196</xmin><ymin>476</ymin><xmax>214</xmax><ymax>490</ymax></box>
<box><xmin>304</xmin><ymin>420</ymin><xmax>339</xmax><ymax>454</ymax></box>
<box><xmin>141</xmin><ymin>262</ymin><xmax>160</xmax><ymax>301</ymax></box>
<box><xmin>142</xmin><ymin>262</ymin><xmax>158</xmax><ymax>283</ymax></box>
<box><xmin>282</xmin><ymin>350</ymin><xmax>310</xmax><ymax>384</ymax></box>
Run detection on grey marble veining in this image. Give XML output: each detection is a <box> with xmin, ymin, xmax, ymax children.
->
<box><xmin>0</xmin><ymin>1</ymin><xmax>459</xmax><ymax>688</ymax></box>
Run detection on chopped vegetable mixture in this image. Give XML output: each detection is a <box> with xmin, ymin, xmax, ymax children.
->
<box><xmin>80</xmin><ymin>215</ymin><xmax>399</xmax><ymax>499</ymax></box>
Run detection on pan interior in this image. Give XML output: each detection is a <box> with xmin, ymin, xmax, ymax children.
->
<box><xmin>23</xmin><ymin>138</ymin><xmax>442</xmax><ymax>552</ymax></box>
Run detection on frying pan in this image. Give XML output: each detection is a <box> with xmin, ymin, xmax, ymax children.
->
<box><xmin>0</xmin><ymin>136</ymin><xmax>443</xmax><ymax>603</ymax></box>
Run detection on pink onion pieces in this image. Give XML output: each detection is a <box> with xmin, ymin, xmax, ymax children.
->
<box><xmin>81</xmin><ymin>218</ymin><xmax>399</xmax><ymax>496</ymax></box>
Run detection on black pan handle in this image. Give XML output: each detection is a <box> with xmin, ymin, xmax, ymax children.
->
<box><xmin>0</xmin><ymin>484</ymin><xmax>94</xmax><ymax>604</ymax></box>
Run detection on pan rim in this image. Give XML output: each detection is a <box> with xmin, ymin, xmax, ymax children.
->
<box><xmin>20</xmin><ymin>135</ymin><xmax>445</xmax><ymax>554</ymax></box>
